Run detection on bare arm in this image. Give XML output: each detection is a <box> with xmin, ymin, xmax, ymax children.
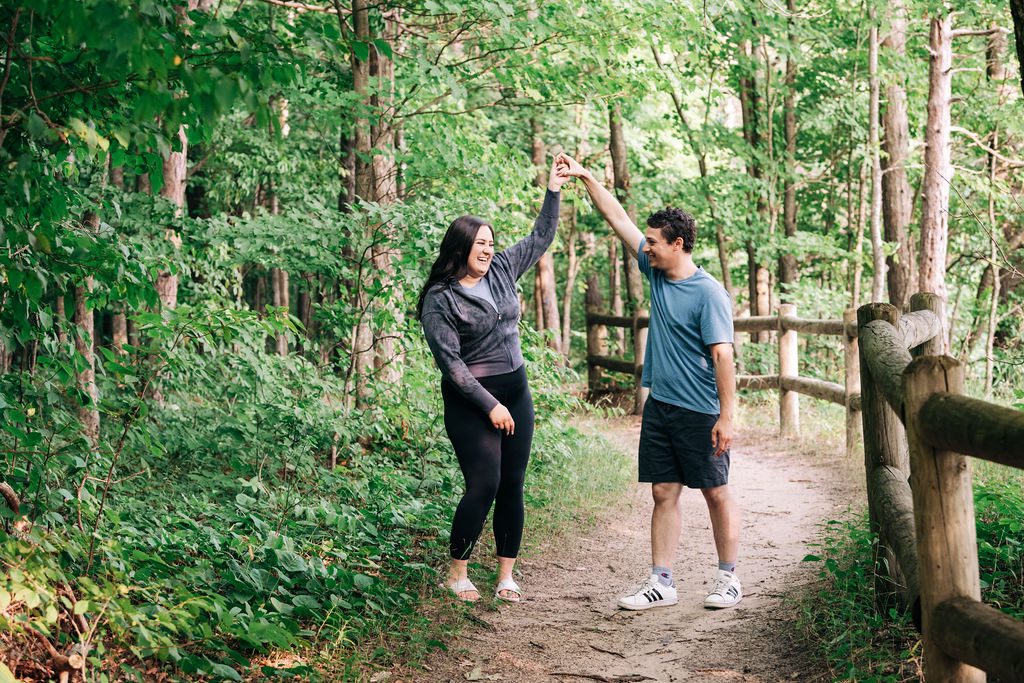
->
<box><xmin>710</xmin><ymin>342</ymin><xmax>736</xmax><ymax>456</ymax></box>
<box><xmin>556</xmin><ymin>153</ymin><xmax>644</xmax><ymax>257</ymax></box>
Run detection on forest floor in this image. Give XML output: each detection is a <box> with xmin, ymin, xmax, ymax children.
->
<box><xmin>393</xmin><ymin>409</ymin><xmax>865</xmax><ymax>683</ymax></box>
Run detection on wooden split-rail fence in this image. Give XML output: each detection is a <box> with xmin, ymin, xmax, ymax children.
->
<box><xmin>585</xmin><ymin>291</ymin><xmax>1024</xmax><ymax>682</ymax></box>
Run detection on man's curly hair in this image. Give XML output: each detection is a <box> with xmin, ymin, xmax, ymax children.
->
<box><xmin>646</xmin><ymin>207</ymin><xmax>696</xmax><ymax>252</ymax></box>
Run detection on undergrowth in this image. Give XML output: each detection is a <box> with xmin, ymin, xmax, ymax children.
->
<box><xmin>798</xmin><ymin>473</ymin><xmax>1024</xmax><ymax>682</ymax></box>
<box><xmin>0</xmin><ymin>318</ymin><xmax>631</xmax><ymax>682</ymax></box>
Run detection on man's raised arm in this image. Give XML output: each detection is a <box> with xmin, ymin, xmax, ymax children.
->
<box><xmin>555</xmin><ymin>153</ymin><xmax>644</xmax><ymax>257</ymax></box>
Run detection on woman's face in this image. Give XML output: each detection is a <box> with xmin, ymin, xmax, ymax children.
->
<box><xmin>465</xmin><ymin>224</ymin><xmax>495</xmax><ymax>279</ymax></box>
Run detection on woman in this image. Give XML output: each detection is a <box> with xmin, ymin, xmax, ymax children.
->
<box><xmin>417</xmin><ymin>159</ymin><xmax>567</xmax><ymax>602</ymax></box>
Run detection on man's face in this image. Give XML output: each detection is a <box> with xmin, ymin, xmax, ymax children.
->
<box><xmin>642</xmin><ymin>226</ymin><xmax>682</xmax><ymax>268</ymax></box>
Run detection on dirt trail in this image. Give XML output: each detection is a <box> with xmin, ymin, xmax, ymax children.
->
<box><xmin>410</xmin><ymin>415</ymin><xmax>862</xmax><ymax>683</ymax></box>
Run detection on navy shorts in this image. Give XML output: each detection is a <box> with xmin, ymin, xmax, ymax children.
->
<box><xmin>638</xmin><ymin>397</ymin><xmax>730</xmax><ymax>488</ymax></box>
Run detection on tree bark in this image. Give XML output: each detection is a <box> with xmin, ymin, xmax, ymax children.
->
<box><xmin>109</xmin><ymin>159</ymin><xmax>127</xmax><ymax>348</ymax></box>
<box><xmin>880</xmin><ymin>0</ymin><xmax>915</xmax><ymax>311</ymax></box>
<box><xmin>156</xmin><ymin>125</ymin><xmax>187</xmax><ymax>308</ymax></box>
<box><xmin>271</xmin><ymin>268</ymin><xmax>290</xmax><ymax>356</ymax></box>
<box><xmin>76</xmin><ymin>213</ymin><xmax>101</xmax><ymax>446</ymax></box>
<box><xmin>609</xmin><ymin>103</ymin><xmax>644</xmax><ymax>316</ymax></box>
<box><xmin>585</xmin><ymin>273</ymin><xmax>607</xmax><ymax>392</ymax></box>
<box><xmin>608</xmin><ymin>238</ymin><xmax>624</xmax><ymax>352</ymax></box>
<box><xmin>370</xmin><ymin>9</ymin><xmax>402</xmax><ymax>379</ymax></box>
<box><xmin>918</xmin><ymin>14</ymin><xmax>954</xmax><ymax>308</ymax></box>
<box><xmin>349</xmin><ymin>0</ymin><xmax>374</xmax><ymax>403</ymax></box>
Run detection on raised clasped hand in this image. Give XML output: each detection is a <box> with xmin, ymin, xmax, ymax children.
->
<box><xmin>554</xmin><ymin>152</ymin><xmax>585</xmax><ymax>180</ymax></box>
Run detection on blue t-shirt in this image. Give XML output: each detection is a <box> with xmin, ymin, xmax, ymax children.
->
<box><xmin>637</xmin><ymin>239</ymin><xmax>733</xmax><ymax>415</ymax></box>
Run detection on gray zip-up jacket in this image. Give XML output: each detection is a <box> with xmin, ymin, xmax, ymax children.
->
<box><xmin>420</xmin><ymin>190</ymin><xmax>561</xmax><ymax>414</ymax></box>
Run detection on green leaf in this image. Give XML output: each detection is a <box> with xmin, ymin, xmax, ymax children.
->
<box><xmin>352</xmin><ymin>40</ymin><xmax>370</xmax><ymax>62</ymax></box>
<box><xmin>26</xmin><ymin>112</ymin><xmax>49</xmax><ymax>139</ymax></box>
<box><xmin>207</xmin><ymin>663</ymin><xmax>242</xmax><ymax>681</ymax></box>
<box><xmin>373</xmin><ymin>38</ymin><xmax>393</xmax><ymax>60</ymax></box>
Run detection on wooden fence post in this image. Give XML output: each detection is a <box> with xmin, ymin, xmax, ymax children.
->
<box><xmin>779</xmin><ymin>304</ymin><xmax>799</xmax><ymax>437</ymax></box>
<box><xmin>843</xmin><ymin>308</ymin><xmax>861</xmax><ymax>459</ymax></box>
<box><xmin>858</xmin><ymin>303</ymin><xmax>910</xmax><ymax>474</ymax></box>
<box><xmin>903</xmin><ymin>356</ymin><xmax>983</xmax><ymax>683</ymax></box>
<box><xmin>858</xmin><ymin>302</ymin><xmax>916</xmax><ymax>611</ymax></box>
<box><xmin>585</xmin><ymin>280</ymin><xmax>607</xmax><ymax>395</ymax></box>
<box><xmin>633</xmin><ymin>308</ymin><xmax>649</xmax><ymax>415</ymax></box>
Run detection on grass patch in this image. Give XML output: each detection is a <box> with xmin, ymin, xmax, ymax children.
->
<box><xmin>797</xmin><ymin>514</ymin><xmax>923</xmax><ymax>682</ymax></box>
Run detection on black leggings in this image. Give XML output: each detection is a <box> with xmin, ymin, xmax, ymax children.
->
<box><xmin>442</xmin><ymin>365</ymin><xmax>535</xmax><ymax>560</ymax></box>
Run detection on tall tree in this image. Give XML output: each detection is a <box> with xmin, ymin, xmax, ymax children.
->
<box><xmin>868</xmin><ymin>10</ymin><xmax>886</xmax><ymax>303</ymax></box>
<box><xmin>349</xmin><ymin>0</ymin><xmax>375</xmax><ymax>403</ymax></box>
<box><xmin>779</xmin><ymin>0</ymin><xmax>799</xmax><ymax>303</ymax></box>
<box><xmin>371</xmin><ymin>8</ymin><xmax>401</xmax><ymax>380</ymax></box>
<box><xmin>738</xmin><ymin>34</ymin><xmax>770</xmax><ymax>341</ymax></box>
<box><xmin>880</xmin><ymin>0</ymin><xmax>915</xmax><ymax>310</ymax></box>
<box><xmin>918</xmin><ymin>14</ymin><xmax>954</xmax><ymax>307</ymax></box>
<box><xmin>76</xmin><ymin>212</ymin><xmax>101</xmax><ymax>445</ymax></box>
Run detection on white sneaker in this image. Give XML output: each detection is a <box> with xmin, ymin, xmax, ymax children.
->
<box><xmin>703</xmin><ymin>569</ymin><xmax>742</xmax><ymax>609</ymax></box>
<box><xmin>617</xmin><ymin>574</ymin><xmax>678</xmax><ymax>610</ymax></box>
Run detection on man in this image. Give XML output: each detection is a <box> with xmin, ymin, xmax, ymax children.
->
<box><xmin>555</xmin><ymin>153</ymin><xmax>741</xmax><ymax>610</ymax></box>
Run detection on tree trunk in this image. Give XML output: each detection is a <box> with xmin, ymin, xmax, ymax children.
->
<box><xmin>985</xmin><ymin>133</ymin><xmax>1000</xmax><ymax>398</ymax></box>
<box><xmin>109</xmin><ymin>156</ymin><xmax>127</xmax><ymax>348</ymax></box>
<box><xmin>852</xmin><ymin>161</ymin><xmax>868</xmax><ymax>306</ymax></box>
<box><xmin>349</xmin><ymin>0</ymin><xmax>374</xmax><ymax>403</ymax></box>
<box><xmin>56</xmin><ymin>294</ymin><xmax>67</xmax><ymax>344</ymax></box>
<box><xmin>869</xmin><ymin>14</ymin><xmax>887</xmax><ymax>303</ymax></box>
<box><xmin>739</xmin><ymin>36</ymin><xmax>770</xmax><ymax>340</ymax></box>
<box><xmin>369</xmin><ymin>10</ymin><xmax>402</xmax><ymax>382</ymax></box>
<box><xmin>76</xmin><ymin>212</ymin><xmax>101</xmax><ymax>446</ymax></box>
<box><xmin>919</xmin><ymin>14</ymin><xmax>954</xmax><ymax>308</ymax></box>
<box><xmin>586</xmin><ymin>273</ymin><xmax>607</xmax><ymax>391</ymax></box>
<box><xmin>780</xmin><ymin>0</ymin><xmax>798</xmax><ymax>303</ymax></box>
<box><xmin>880</xmin><ymin>0</ymin><xmax>915</xmax><ymax>311</ymax></box>
<box><xmin>778</xmin><ymin>1</ymin><xmax>802</xmax><ymax>301</ymax></box>
<box><xmin>112</xmin><ymin>307</ymin><xmax>128</xmax><ymax>353</ymax></box>
<box><xmin>271</xmin><ymin>268</ymin><xmax>290</xmax><ymax>356</ymax></box>
<box><xmin>561</xmin><ymin>106</ymin><xmax>588</xmax><ymax>357</ymax></box>
<box><xmin>156</xmin><ymin>126</ymin><xmax>187</xmax><ymax>308</ymax></box>
<box><xmin>608</xmin><ymin>239</ymin><xmax>624</xmax><ymax>352</ymax></box>
<box><xmin>609</xmin><ymin>103</ymin><xmax>644</xmax><ymax>315</ymax></box>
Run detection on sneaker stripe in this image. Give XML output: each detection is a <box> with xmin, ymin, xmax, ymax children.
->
<box><xmin>651</xmin><ymin>588</ymin><xmax>663</xmax><ymax>601</ymax></box>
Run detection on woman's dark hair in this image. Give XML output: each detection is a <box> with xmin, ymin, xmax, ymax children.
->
<box><xmin>416</xmin><ymin>215</ymin><xmax>494</xmax><ymax>318</ymax></box>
